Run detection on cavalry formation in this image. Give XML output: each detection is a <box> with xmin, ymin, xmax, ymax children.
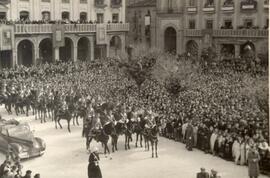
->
<box><xmin>0</xmin><ymin>80</ymin><xmax>159</xmax><ymax>158</ymax></box>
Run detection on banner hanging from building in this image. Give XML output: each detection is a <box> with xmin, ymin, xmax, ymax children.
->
<box><xmin>52</xmin><ymin>24</ymin><xmax>65</xmax><ymax>48</ymax></box>
<box><xmin>145</xmin><ymin>16</ymin><xmax>151</xmax><ymax>26</ymax></box>
<box><xmin>0</xmin><ymin>25</ymin><xmax>13</xmax><ymax>51</ymax></box>
<box><xmin>96</xmin><ymin>24</ymin><xmax>107</xmax><ymax>45</ymax></box>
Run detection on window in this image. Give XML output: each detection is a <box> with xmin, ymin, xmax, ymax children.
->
<box><xmin>224</xmin><ymin>19</ymin><xmax>232</xmax><ymax>29</ymax></box>
<box><xmin>95</xmin><ymin>0</ymin><xmax>105</xmax><ymax>5</ymax></box>
<box><xmin>0</xmin><ymin>12</ymin><xmax>6</xmax><ymax>20</ymax></box>
<box><xmin>42</xmin><ymin>0</ymin><xmax>51</xmax><ymax>2</ymax></box>
<box><xmin>80</xmin><ymin>12</ymin><xmax>87</xmax><ymax>22</ymax></box>
<box><xmin>189</xmin><ymin>0</ymin><xmax>195</xmax><ymax>6</ymax></box>
<box><xmin>206</xmin><ymin>20</ymin><xmax>213</xmax><ymax>29</ymax></box>
<box><xmin>111</xmin><ymin>0</ymin><xmax>122</xmax><ymax>6</ymax></box>
<box><xmin>112</xmin><ymin>13</ymin><xmax>119</xmax><ymax>23</ymax></box>
<box><xmin>265</xmin><ymin>19</ymin><xmax>269</xmax><ymax>29</ymax></box>
<box><xmin>205</xmin><ymin>0</ymin><xmax>214</xmax><ymax>7</ymax></box>
<box><xmin>244</xmin><ymin>19</ymin><xmax>253</xmax><ymax>28</ymax></box>
<box><xmin>62</xmin><ymin>0</ymin><xmax>70</xmax><ymax>3</ymax></box>
<box><xmin>168</xmin><ymin>0</ymin><xmax>173</xmax><ymax>11</ymax></box>
<box><xmin>20</xmin><ymin>11</ymin><xmax>29</xmax><ymax>21</ymax></box>
<box><xmin>80</xmin><ymin>0</ymin><xmax>87</xmax><ymax>3</ymax></box>
<box><xmin>42</xmin><ymin>11</ymin><xmax>51</xmax><ymax>21</ymax></box>
<box><xmin>97</xmin><ymin>13</ymin><xmax>104</xmax><ymax>23</ymax></box>
<box><xmin>189</xmin><ymin>19</ymin><xmax>196</xmax><ymax>29</ymax></box>
<box><xmin>62</xmin><ymin>12</ymin><xmax>70</xmax><ymax>20</ymax></box>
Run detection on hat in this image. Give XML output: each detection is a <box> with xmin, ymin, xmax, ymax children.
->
<box><xmin>26</xmin><ymin>170</ymin><xmax>32</xmax><ymax>174</ymax></box>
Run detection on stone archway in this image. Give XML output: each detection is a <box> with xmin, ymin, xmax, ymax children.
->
<box><xmin>110</xmin><ymin>35</ymin><xmax>122</xmax><ymax>56</ymax></box>
<box><xmin>240</xmin><ymin>41</ymin><xmax>256</xmax><ymax>59</ymax></box>
<box><xmin>39</xmin><ymin>38</ymin><xmax>53</xmax><ymax>64</ymax></box>
<box><xmin>164</xmin><ymin>27</ymin><xmax>177</xmax><ymax>54</ymax></box>
<box><xmin>221</xmin><ymin>44</ymin><xmax>235</xmax><ymax>58</ymax></box>
<box><xmin>60</xmin><ymin>37</ymin><xmax>74</xmax><ymax>62</ymax></box>
<box><xmin>77</xmin><ymin>37</ymin><xmax>90</xmax><ymax>62</ymax></box>
<box><xmin>17</xmin><ymin>39</ymin><xmax>34</xmax><ymax>67</ymax></box>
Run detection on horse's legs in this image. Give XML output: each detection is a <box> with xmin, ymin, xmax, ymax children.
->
<box><xmin>115</xmin><ymin>136</ymin><xmax>118</xmax><ymax>151</ymax></box>
<box><xmin>140</xmin><ymin>134</ymin><xmax>143</xmax><ymax>147</ymax></box>
<box><xmin>155</xmin><ymin>141</ymin><xmax>158</xmax><ymax>158</ymax></box>
<box><xmin>86</xmin><ymin>137</ymin><xmax>92</xmax><ymax>150</ymax></box>
<box><xmin>72</xmin><ymin>116</ymin><xmax>76</xmax><ymax>126</ymax></box>
<box><xmin>55</xmin><ymin>117</ymin><xmax>58</xmax><ymax>129</ymax></box>
<box><xmin>128</xmin><ymin>135</ymin><xmax>131</xmax><ymax>149</ymax></box>
<box><xmin>111</xmin><ymin>137</ymin><xmax>115</xmax><ymax>153</ymax></box>
<box><xmin>151</xmin><ymin>141</ymin><xmax>154</xmax><ymax>158</ymax></box>
<box><xmin>135</xmin><ymin>133</ymin><xmax>139</xmax><ymax>147</ymax></box>
<box><xmin>67</xmin><ymin>119</ymin><xmax>71</xmax><ymax>133</ymax></box>
<box><xmin>58</xmin><ymin>119</ymin><xmax>63</xmax><ymax>129</ymax></box>
<box><xmin>125</xmin><ymin>135</ymin><xmax>127</xmax><ymax>150</ymax></box>
<box><xmin>76</xmin><ymin>116</ymin><xmax>80</xmax><ymax>126</ymax></box>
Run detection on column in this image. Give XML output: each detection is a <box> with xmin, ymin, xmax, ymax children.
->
<box><xmin>54</xmin><ymin>47</ymin><xmax>60</xmax><ymax>62</ymax></box>
<box><xmin>34</xmin><ymin>45</ymin><xmax>39</xmax><ymax>66</ymax></box>
<box><xmin>107</xmin><ymin>42</ymin><xmax>110</xmax><ymax>58</ymax></box>
<box><xmin>89</xmin><ymin>37</ymin><xmax>94</xmax><ymax>61</ymax></box>
<box><xmin>121</xmin><ymin>35</ymin><xmax>125</xmax><ymax>54</ymax></box>
<box><xmin>235</xmin><ymin>44</ymin><xmax>240</xmax><ymax>58</ymax></box>
<box><xmin>12</xmin><ymin>49</ymin><xmax>17</xmax><ymax>68</ymax></box>
<box><xmin>73</xmin><ymin>44</ymin><xmax>78</xmax><ymax>62</ymax></box>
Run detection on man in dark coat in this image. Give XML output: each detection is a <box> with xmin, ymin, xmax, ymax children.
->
<box><xmin>88</xmin><ymin>147</ymin><xmax>102</xmax><ymax>178</ymax></box>
<box><xmin>185</xmin><ymin>121</ymin><xmax>194</xmax><ymax>151</ymax></box>
<box><xmin>197</xmin><ymin>168</ymin><xmax>210</xmax><ymax>178</ymax></box>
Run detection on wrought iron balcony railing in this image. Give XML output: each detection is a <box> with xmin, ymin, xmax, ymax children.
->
<box><xmin>184</xmin><ymin>29</ymin><xmax>268</xmax><ymax>38</ymax></box>
<box><xmin>14</xmin><ymin>23</ymin><xmax>129</xmax><ymax>34</ymax></box>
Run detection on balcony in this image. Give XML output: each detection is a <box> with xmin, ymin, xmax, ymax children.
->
<box><xmin>184</xmin><ymin>29</ymin><xmax>268</xmax><ymax>38</ymax></box>
<box><xmin>14</xmin><ymin>23</ymin><xmax>129</xmax><ymax>35</ymax></box>
<box><xmin>186</xmin><ymin>6</ymin><xmax>197</xmax><ymax>13</ymax></box>
<box><xmin>95</xmin><ymin>0</ymin><xmax>107</xmax><ymax>8</ymax></box>
<box><xmin>221</xmin><ymin>5</ymin><xmax>234</xmax><ymax>12</ymax></box>
<box><xmin>203</xmin><ymin>5</ymin><xmax>215</xmax><ymax>13</ymax></box>
<box><xmin>156</xmin><ymin>7</ymin><xmax>184</xmax><ymax>14</ymax></box>
<box><xmin>213</xmin><ymin>29</ymin><xmax>268</xmax><ymax>38</ymax></box>
<box><xmin>183</xmin><ymin>29</ymin><xmax>203</xmax><ymax>37</ymax></box>
<box><xmin>107</xmin><ymin>23</ymin><xmax>129</xmax><ymax>32</ymax></box>
<box><xmin>240</xmin><ymin>1</ymin><xmax>257</xmax><ymax>11</ymax></box>
<box><xmin>111</xmin><ymin>0</ymin><xmax>122</xmax><ymax>8</ymax></box>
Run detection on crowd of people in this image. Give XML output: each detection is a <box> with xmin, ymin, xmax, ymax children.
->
<box><xmin>0</xmin><ymin>18</ymin><xmax>123</xmax><ymax>25</ymax></box>
<box><xmin>0</xmin><ymin>53</ymin><xmax>269</xmax><ymax>177</ymax></box>
<box><xmin>0</xmin><ymin>155</ymin><xmax>40</xmax><ymax>178</ymax></box>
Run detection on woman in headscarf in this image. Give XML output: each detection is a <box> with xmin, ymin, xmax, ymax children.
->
<box><xmin>88</xmin><ymin>147</ymin><xmax>102</xmax><ymax>178</ymax></box>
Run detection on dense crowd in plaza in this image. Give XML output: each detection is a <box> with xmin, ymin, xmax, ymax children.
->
<box><xmin>0</xmin><ymin>52</ymin><xmax>269</xmax><ymax>177</ymax></box>
<box><xmin>0</xmin><ymin>155</ymin><xmax>40</xmax><ymax>178</ymax></box>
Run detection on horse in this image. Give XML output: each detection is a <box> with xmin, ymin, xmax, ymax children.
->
<box><xmin>144</xmin><ymin>125</ymin><xmax>159</xmax><ymax>158</ymax></box>
<box><xmin>124</xmin><ymin>120</ymin><xmax>133</xmax><ymax>150</ymax></box>
<box><xmin>87</xmin><ymin>122</ymin><xmax>115</xmax><ymax>158</ymax></box>
<box><xmin>112</xmin><ymin>121</ymin><xmax>126</xmax><ymax>152</ymax></box>
<box><xmin>133</xmin><ymin>118</ymin><xmax>146</xmax><ymax>148</ymax></box>
<box><xmin>54</xmin><ymin>107</ymin><xmax>73</xmax><ymax>133</ymax></box>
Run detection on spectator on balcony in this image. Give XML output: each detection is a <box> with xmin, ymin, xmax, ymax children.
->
<box><xmin>205</xmin><ymin>0</ymin><xmax>214</xmax><ymax>7</ymax></box>
<box><xmin>224</xmin><ymin>0</ymin><xmax>234</xmax><ymax>6</ymax></box>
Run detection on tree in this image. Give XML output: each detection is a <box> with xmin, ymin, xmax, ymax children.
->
<box><xmin>117</xmin><ymin>45</ymin><xmax>159</xmax><ymax>96</ymax></box>
<box><xmin>152</xmin><ymin>53</ymin><xmax>198</xmax><ymax>106</ymax></box>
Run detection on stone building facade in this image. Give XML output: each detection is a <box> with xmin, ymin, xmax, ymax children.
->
<box><xmin>127</xmin><ymin>0</ymin><xmax>268</xmax><ymax>60</ymax></box>
<box><xmin>0</xmin><ymin>0</ymin><xmax>129</xmax><ymax>68</ymax></box>
<box><xmin>126</xmin><ymin>0</ymin><xmax>156</xmax><ymax>47</ymax></box>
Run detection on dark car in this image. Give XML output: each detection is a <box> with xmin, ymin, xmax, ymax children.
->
<box><xmin>0</xmin><ymin>122</ymin><xmax>46</xmax><ymax>159</ymax></box>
